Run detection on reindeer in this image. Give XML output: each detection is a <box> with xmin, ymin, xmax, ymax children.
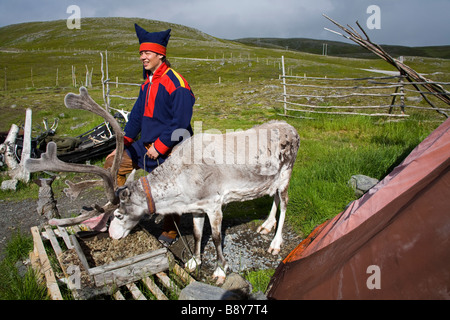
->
<box><xmin>25</xmin><ymin>87</ymin><xmax>300</xmax><ymax>284</ymax></box>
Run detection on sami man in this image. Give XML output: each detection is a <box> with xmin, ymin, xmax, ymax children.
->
<box><xmin>104</xmin><ymin>24</ymin><xmax>195</xmax><ymax>246</ymax></box>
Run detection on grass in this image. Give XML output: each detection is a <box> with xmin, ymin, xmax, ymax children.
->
<box><xmin>285</xmin><ymin>115</ymin><xmax>432</xmax><ymax>235</ymax></box>
<box><xmin>244</xmin><ymin>269</ymin><xmax>275</xmax><ymax>293</ymax></box>
<box><xmin>0</xmin><ymin>231</ymin><xmax>49</xmax><ymax>300</ymax></box>
<box><xmin>0</xmin><ymin>17</ymin><xmax>448</xmax><ymax>298</ymax></box>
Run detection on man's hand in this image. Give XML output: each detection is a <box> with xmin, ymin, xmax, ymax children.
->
<box><xmin>146</xmin><ymin>144</ymin><xmax>160</xmax><ymax>160</ymax></box>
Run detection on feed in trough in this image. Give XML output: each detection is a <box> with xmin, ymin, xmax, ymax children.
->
<box><xmin>77</xmin><ymin>229</ymin><xmax>162</xmax><ymax>267</ymax></box>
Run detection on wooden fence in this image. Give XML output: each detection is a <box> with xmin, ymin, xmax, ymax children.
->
<box><xmin>279</xmin><ymin>56</ymin><xmax>450</xmax><ymax>119</ymax></box>
<box><xmin>100</xmin><ymin>50</ymin><xmax>138</xmax><ymax>121</ymax></box>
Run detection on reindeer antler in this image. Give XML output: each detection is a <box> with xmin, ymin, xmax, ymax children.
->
<box><xmin>25</xmin><ymin>87</ymin><xmax>125</xmax><ymax>226</ymax></box>
<box><xmin>26</xmin><ymin>141</ymin><xmax>118</xmax><ymax>204</ymax></box>
<box><xmin>63</xmin><ymin>180</ymin><xmax>104</xmax><ymax>201</ymax></box>
<box><xmin>64</xmin><ymin>86</ymin><xmax>125</xmax><ymax>186</ymax></box>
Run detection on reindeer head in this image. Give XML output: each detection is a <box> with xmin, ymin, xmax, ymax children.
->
<box><xmin>108</xmin><ymin>182</ymin><xmax>149</xmax><ymax>239</ymax></box>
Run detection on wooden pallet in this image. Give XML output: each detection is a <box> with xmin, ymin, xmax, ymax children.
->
<box><xmin>30</xmin><ymin>225</ymin><xmax>196</xmax><ymax>300</ymax></box>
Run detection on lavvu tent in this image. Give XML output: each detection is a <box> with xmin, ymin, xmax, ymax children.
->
<box><xmin>267</xmin><ymin>118</ymin><xmax>450</xmax><ymax>299</ymax></box>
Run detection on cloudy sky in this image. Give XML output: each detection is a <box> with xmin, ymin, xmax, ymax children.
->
<box><xmin>1</xmin><ymin>0</ymin><xmax>449</xmax><ymax>46</ymax></box>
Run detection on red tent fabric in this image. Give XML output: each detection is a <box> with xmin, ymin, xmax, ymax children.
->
<box><xmin>267</xmin><ymin>118</ymin><xmax>450</xmax><ymax>300</ymax></box>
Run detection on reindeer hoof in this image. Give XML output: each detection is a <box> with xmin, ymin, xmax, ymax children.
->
<box><xmin>212</xmin><ymin>267</ymin><xmax>226</xmax><ymax>285</ymax></box>
<box><xmin>257</xmin><ymin>226</ymin><xmax>271</xmax><ymax>235</ymax></box>
<box><xmin>257</xmin><ymin>220</ymin><xmax>276</xmax><ymax>234</ymax></box>
<box><xmin>267</xmin><ymin>247</ymin><xmax>280</xmax><ymax>255</ymax></box>
<box><xmin>185</xmin><ymin>257</ymin><xmax>200</xmax><ymax>272</ymax></box>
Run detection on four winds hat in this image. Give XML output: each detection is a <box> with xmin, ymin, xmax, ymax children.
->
<box><xmin>135</xmin><ymin>23</ymin><xmax>171</xmax><ymax>56</ymax></box>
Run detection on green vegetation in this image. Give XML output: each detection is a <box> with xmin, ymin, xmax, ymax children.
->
<box><xmin>0</xmin><ymin>17</ymin><xmax>448</xmax><ymax>298</ymax></box>
<box><xmin>0</xmin><ymin>231</ymin><xmax>49</xmax><ymax>299</ymax></box>
<box><xmin>244</xmin><ymin>269</ymin><xmax>275</xmax><ymax>293</ymax></box>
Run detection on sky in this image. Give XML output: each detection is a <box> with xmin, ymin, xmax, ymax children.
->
<box><xmin>0</xmin><ymin>0</ymin><xmax>449</xmax><ymax>47</ymax></box>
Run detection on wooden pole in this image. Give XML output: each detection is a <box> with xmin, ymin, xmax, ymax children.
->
<box><xmin>105</xmin><ymin>50</ymin><xmax>110</xmax><ymax>111</ymax></box>
<box><xmin>85</xmin><ymin>65</ymin><xmax>89</xmax><ymax>87</ymax></box>
<box><xmin>281</xmin><ymin>56</ymin><xmax>287</xmax><ymax>115</ymax></box>
<box><xmin>323</xmin><ymin>14</ymin><xmax>449</xmax><ymax>117</ymax></box>
<box><xmin>100</xmin><ymin>52</ymin><xmax>107</xmax><ymax>108</ymax></box>
<box><xmin>399</xmin><ymin>75</ymin><xmax>405</xmax><ymax>114</ymax></box>
<box><xmin>18</xmin><ymin>108</ymin><xmax>32</xmax><ymax>183</ymax></box>
<box><xmin>72</xmin><ymin>65</ymin><xmax>76</xmax><ymax>87</ymax></box>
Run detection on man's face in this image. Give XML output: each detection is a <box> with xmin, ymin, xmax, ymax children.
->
<box><xmin>140</xmin><ymin>51</ymin><xmax>163</xmax><ymax>73</ymax></box>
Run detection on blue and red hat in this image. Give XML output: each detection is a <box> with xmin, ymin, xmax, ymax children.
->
<box><xmin>135</xmin><ymin>23</ymin><xmax>171</xmax><ymax>56</ymax></box>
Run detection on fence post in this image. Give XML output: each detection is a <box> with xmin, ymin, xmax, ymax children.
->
<box><xmin>105</xmin><ymin>50</ymin><xmax>110</xmax><ymax>112</ymax></box>
<box><xmin>281</xmin><ymin>56</ymin><xmax>287</xmax><ymax>115</ymax></box>
<box><xmin>100</xmin><ymin>52</ymin><xmax>107</xmax><ymax>109</ymax></box>
<box><xmin>399</xmin><ymin>74</ymin><xmax>405</xmax><ymax>114</ymax></box>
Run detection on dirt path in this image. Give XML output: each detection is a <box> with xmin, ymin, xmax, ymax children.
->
<box><xmin>0</xmin><ymin>198</ymin><xmax>46</xmax><ymax>257</ymax></box>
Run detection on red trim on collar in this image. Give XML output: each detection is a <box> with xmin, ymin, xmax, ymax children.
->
<box><xmin>140</xmin><ymin>177</ymin><xmax>156</xmax><ymax>214</ymax></box>
<box><xmin>153</xmin><ymin>62</ymin><xmax>170</xmax><ymax>80</ymax></box>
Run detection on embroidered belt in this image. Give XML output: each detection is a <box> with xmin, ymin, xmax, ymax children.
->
<box><xmin>140</xmin><ymin>176</ymin><xmax>156</xmax><ymax>214</ymax></box>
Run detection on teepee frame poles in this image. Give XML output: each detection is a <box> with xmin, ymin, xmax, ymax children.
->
<box><xmin>323</xmin><ymin>14</ymin><xmax>449</xmax><ymax>118</ymax></box>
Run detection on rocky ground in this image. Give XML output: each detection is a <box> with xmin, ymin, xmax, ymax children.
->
<box><xmin>0</xmin><ymin>186</ymin><xmax>302</xmax><ymax>282</ymax></box>
<box><xmin>140</xmin><ymin>210</ymin><xmax>301</xmax><ymax>282</ymax></box>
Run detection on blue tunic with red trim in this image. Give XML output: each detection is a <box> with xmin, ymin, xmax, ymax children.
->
<box><xmin>124</xmin><ymin>62</ymin><xmax>195</xmax><ymax>172</ymax></box>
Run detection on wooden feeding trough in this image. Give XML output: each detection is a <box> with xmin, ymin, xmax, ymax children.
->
<box><xmin>70</xmin><ymin>230</ymin><xmax>169</xmax><ymax>288</ymax></box>
<box><xmin>30</xmin><ymin>224</ymin><xmax>196</xmax><ymax>300</ymax></box>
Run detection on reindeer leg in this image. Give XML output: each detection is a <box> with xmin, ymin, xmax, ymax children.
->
<box><xmin>185</xmin><ymin>213</ymin><xmax>204</xmax><ymax>272</ymax></box>
<box><xmin>207</xmin><ymin>206</ymin><xmax>228</xmax><ymax>285</ymax></box>
<box><xmin>257</xmin><ymin>193</ymin><xmax>280</xmax><ymax>234</ymax></box>
<box><xmin>268</xmin><ymin>189</ymin><xmax>288</xmax><ymax>255</ymax></box>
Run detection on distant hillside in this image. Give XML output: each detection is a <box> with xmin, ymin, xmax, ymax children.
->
<box><xmin>0</xmin><ymin>17</ymin><xmax>221</xmax><ymax>52</ymax></box>
<box><xmin>236</xmin><ymin>37</ymin><xmax>450</xmax><ymax>59</ymax></box>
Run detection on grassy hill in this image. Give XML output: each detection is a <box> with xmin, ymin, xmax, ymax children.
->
<box><xmin>0</xmin><ymin>17</ymin><xmax>220</xmax><ymax>51</ymax></box>
<box><xmin>0</xmin><ymin>17</ymin><xmax>448</xmax><ymax>239</ymax></box>
<box><xmin>236</xmin><ymin>37</ymin><xmax>450</xmax><ymax>59</ymax></box>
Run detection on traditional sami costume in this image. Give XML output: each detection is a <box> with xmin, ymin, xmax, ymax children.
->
<box><xmin>124</xmin><ymin>24</ymin><xmax>195</xmax><ymax>172</ymax></box>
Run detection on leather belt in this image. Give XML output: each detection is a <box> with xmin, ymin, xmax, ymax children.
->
<box><xmin>140</xmin><ymin>176</ymin><xmax>156</xmax><ymax>214</ymax></box>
